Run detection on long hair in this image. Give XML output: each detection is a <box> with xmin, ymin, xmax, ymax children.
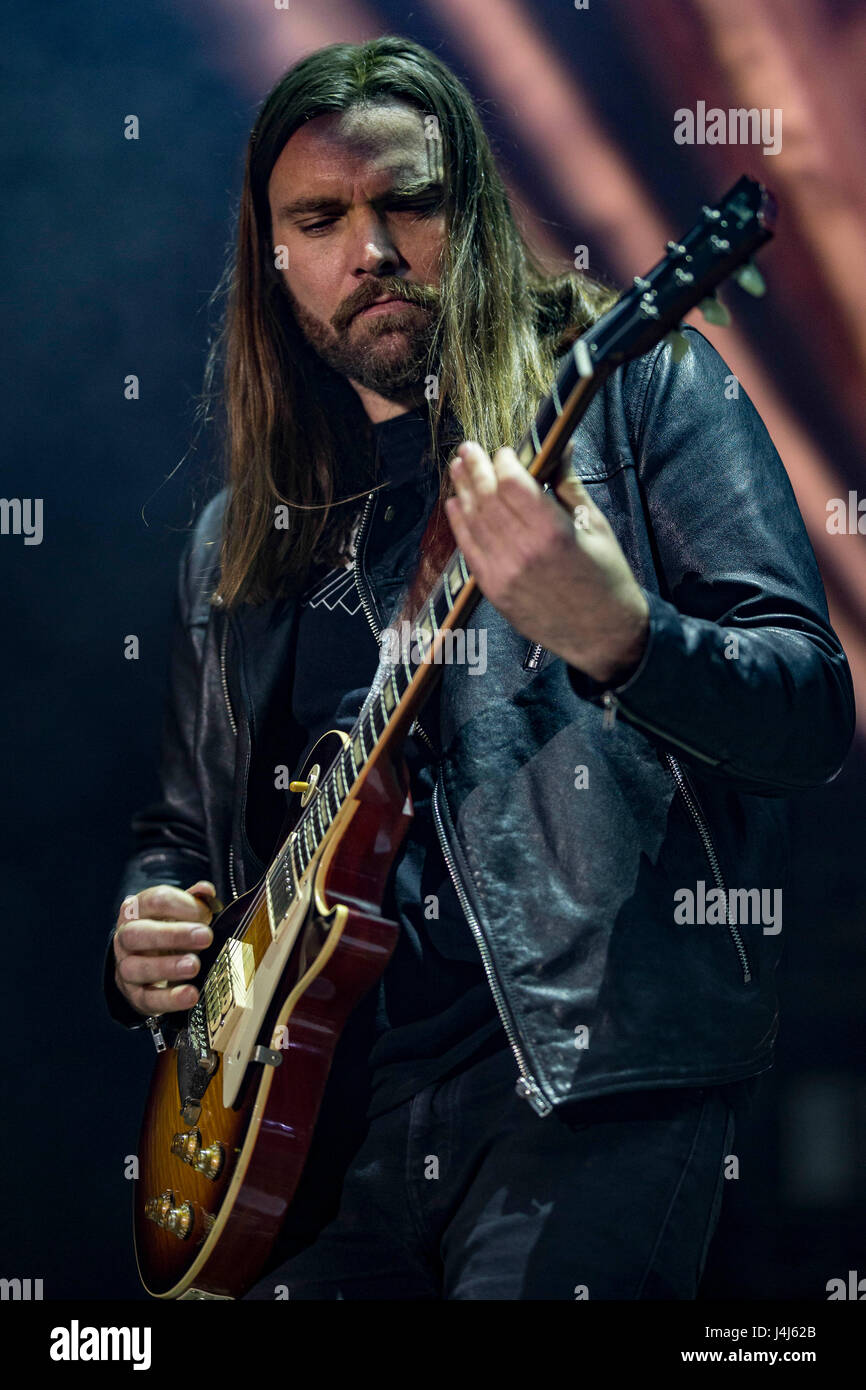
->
<box><xmin>205</xmin><ymin>36</ymin><xmax>619</xmax><ymax>608</ymax></box>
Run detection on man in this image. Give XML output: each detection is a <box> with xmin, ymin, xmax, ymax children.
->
<box><xmin>104</xmin><ymin>37</ymin><xmax>855</xmax><ymax>1299</ymax></box>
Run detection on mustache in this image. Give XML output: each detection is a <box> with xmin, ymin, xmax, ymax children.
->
<box><xmin>331</xmin><ymin>277</ymin><xmax>441</xmax><ymax>332</ymax></box>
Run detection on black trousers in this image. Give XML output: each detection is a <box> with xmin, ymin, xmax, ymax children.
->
<box><xmin>245</xmin><ymin>1041</ymin><xmax>755</xmax><ymax>1300</ymax></box>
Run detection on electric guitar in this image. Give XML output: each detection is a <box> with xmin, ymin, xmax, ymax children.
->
<box><xmin>133</xmin><ymin>175</ymin><xmax>776</xmax><ymax>1298</ymax></box>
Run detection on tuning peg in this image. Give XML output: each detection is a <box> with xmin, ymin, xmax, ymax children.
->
<box><xmin>664</xmin><ymin>328</ymin><xmax>691</xmax><ymax>362</ymax></box>
<box><xmin>733</xmin><ymin>261</ymin><xmax>766</xmax><ymax>297</ymax></box>
<box><xmin>698</xmin><ymin>295</ymin><xmax>731</xmax><ymax>327</ymax></box>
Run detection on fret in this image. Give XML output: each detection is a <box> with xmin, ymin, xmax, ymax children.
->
<box><xmin>416</xmin><ymin>616</ymin><xmax>432</xmax><ymax>663</ymax></box>
<box><xmin>326</xmin><ymin>773</ymin><xmax>339</xmax><ymax>820</ymax></box>
<box><xmin>445</xmin><ymin>555</ymin><xmax>464</xmax><ymax>604</ymax></box>
<box><xmin>290</xmin><ymin>836</ymin><xmax>303</xmax><ymax>887</ymax></box>
<box><xmin>443</xmin><ymin>565</ymin><xmax>455</xmax><ymax>609</ymax></box>
<box><xmin>363</xmin><ymin>702</ymin><xmax>378</xmax><ymax>745</ymax></box>
<box><xmin>373</xmin><ymin>693</ymin><xmax>388</xmax><ymax>740</ymax></box>
<box><xmin>340</xmin><ymin>746</ymin><xmax>353</xmax><ymax>792</ymax></box>
<box><xmin>383</xmin><ymin>673</ymin><xmax>397</xmax><ymax>712</ymax></box>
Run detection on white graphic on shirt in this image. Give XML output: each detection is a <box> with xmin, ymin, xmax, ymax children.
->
<box><xmin>300</xmin><ymin>564</ymin><xmax>363</xmax><ymax>614</ymax></box>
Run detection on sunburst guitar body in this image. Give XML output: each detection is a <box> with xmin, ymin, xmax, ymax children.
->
<box><xmin>133</xmin><ymin>729</ymin><xmax>412</xmax><ymax>1299</ymax></box>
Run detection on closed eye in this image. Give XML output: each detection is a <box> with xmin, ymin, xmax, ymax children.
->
<box><xmin>299</xmin><ymin>194</ymin><xmax>444</xmax><ymax>235</ymax></box>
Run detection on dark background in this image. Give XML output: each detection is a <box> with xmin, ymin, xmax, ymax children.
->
<box><xmin>1</xmin><ymin>0</ymin><xmax>863</xmax><ymax>1299</ymax></box>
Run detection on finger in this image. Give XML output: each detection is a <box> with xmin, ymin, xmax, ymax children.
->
<box><xmin>114</xmin><ymin>919</ymin><xmax>214</xmax><ymax>959</ymax></box>
<box><xmin>450</xmin><ymin>442</ymin><xmax>499</xmax><ymax>515</ymax></box>
<box><xmin>125</xmin><ymin>883</ymin><xmax>214</xmax><ymax>926</ymax></box>
<box><xmin>119</xmin><ymin>878</ymin><xmax>214</xmax><ymax>934</ymax></box>
<box><xmin>489</xmin><ymin>446</ymin><xmax>544</xmax><ymax>505</ymax></box>
<box><xmin>118</xmin><ymin>951</ymin><xmax>201</xmax><ymax>986</ymax></box>
<box><xmin>126</xmin><ymin>980</ymin><xmax>200</xmax><ymax>1017</ymax></box>
<box><xmin>457</xmin><ymin>444</ymin><xmax>549</xmax><ymax>538</ymax></box>
<box><xmin>448</xmin><ymin>445</ymin><xmax>522</xmax><ymax>556</ymax></box>
<box><xmin>444</xmin><ymin>494</ymin><xmax>481</xmax><ymax>569</ymax></box>
<box><xmin>186</xmin><ymin>880</ymin><xmax>223</xmax><ymax>913</ymax></box>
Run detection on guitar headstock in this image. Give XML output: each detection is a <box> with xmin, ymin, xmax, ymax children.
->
<box><xmin>580</xmin><ymin>175</ymin><xmax>776</xmax><ymax>372</ymax></box>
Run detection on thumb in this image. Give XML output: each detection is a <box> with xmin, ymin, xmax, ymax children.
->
<box><xmin>186</xmin><ymin>880</ymin><xmax>222</xmax><ymax>914</ymax></box>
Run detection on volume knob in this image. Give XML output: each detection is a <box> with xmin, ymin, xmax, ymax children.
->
<box><xmin>144</xmin><ymin>1190</ymin><xmax>194</xmax><ymax>1239</ymax></box>
<box><xmin>171</xmin><ymin>1129</ymin><xmax>225</xmax><ymax>1180</ymax></box>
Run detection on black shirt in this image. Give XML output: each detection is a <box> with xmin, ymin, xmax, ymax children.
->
<box><xmin>289</xmin><ymin>408</ymin><xmax>507</xmax><ymax>1118</ymax></box>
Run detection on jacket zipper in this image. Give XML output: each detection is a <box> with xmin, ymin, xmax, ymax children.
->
<box><xmin>602</xmin><ymin>693</ymin><xmax>751</xmax><ymax>983</ymax></box>
<box><xmin>601</xmin><ymin>690</ymin><xmax>720</xmax><ymax>764</ymax></box>
<box><xmin>352</xmin><ymin>490</ymin><xmax>437</xmax><ymax>757</ymax></box>
<box><xmin>220</xmin><ymin>617</ymin><xmax>237</xmax><ymax>737</ymax></box>
<box><xmin>219</xmin><ymin>613</ymin><xmax>240</xmax><ymax>902</ymax></box>
<box><xmin>664</xmin><ymin>754</ymin><xmax>752</xmax><ymax>983</ymax></box>
<box><xmin>431</xmin><ymin>776</ymin><xmax>554</xmax><ymax>1116</ymax></box>
<box><xmin>356</xmin><ymin>487</ymin><xmax>552</xmax><ymax>1114</ymax></box>
<box><xmin>522</xmin><ymin>641</ymin><xmax>547</xmax><ymax>671</ymax></box>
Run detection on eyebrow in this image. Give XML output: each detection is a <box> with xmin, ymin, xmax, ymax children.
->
<box><xmin>274</xmin><ymin>179</ymin><xmax>444</xmax><ymax>221</ymax></box>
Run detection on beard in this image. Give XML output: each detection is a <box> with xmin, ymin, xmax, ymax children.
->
<box><xmin>285</xmin><ymin>275</ymin><xmax>441</xmax><ymax>399</ymax></box>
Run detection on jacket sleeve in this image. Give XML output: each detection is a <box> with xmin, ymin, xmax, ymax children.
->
<box><xmin>103</xmin><ymin>499</ymin><xmax>223</xmax><ymax>1029</ymax></box>
<box><xmin>566</xmin><ymin>327</ymin><xmax>856</xmax><ymax>796</ymax></box>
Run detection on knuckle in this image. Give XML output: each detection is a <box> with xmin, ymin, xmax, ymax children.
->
<box><xmin>118</xmin><ymin>894</ymin><xmax>140</xmax><ymax>922</ymax></box>
<box><xmin>117</xmin><ymin>956</ymin><xmax>137</xmax><ymax>983</ymax></box>
<box><xmin>145</xmin><ymin>884</ymin><xmax>179</xmax><ymax>918</ymax></box>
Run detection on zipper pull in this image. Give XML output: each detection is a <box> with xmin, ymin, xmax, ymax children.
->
<box><xmin>602</xmin><ymin>691</ymin><xmax>619</xmax><ymax>730</ymax></box>
<box><xmin>522</xmin><ymin>641</ymin><xmax>546</xmax><ymax>671</ymax></box>
<box><xmin>515</xmin><ymin>1075</ymin><xmax>554</xmax><ymax>1117</ymax></box>
<box><xmin>145</xmin><ymin>1016</ymin><xmax>167</xmax><ymax>1053</ymax></box>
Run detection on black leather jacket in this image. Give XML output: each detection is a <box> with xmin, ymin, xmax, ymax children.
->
<box><xmin>104</xmin><ymin>328</ymin><xmax>855</xmax><ymax>1118</ymax></box>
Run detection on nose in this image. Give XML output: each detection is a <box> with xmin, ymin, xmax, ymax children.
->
<box><xmin>350</xmin><ymin>208</ymin><xmax>403</xmax><ymax>277</ymax></box>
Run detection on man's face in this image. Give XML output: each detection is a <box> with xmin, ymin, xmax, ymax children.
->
<box><xmin>267</xmin><ymin>101</ymin><xmax>446</xmax><ymax>405</ymax></box>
